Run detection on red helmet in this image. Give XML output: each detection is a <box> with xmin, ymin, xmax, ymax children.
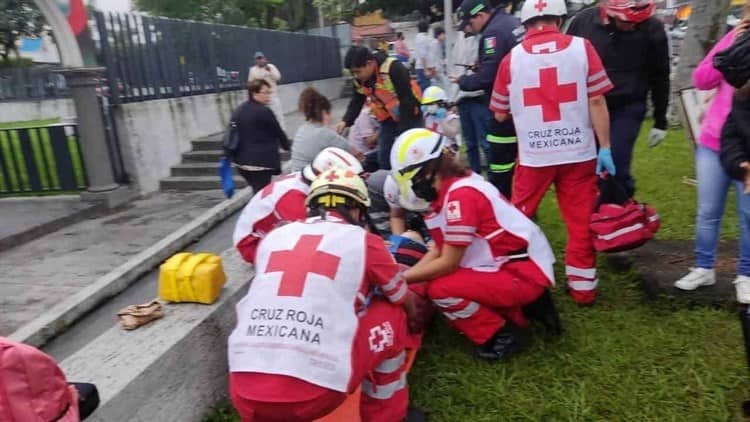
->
<box><xmin>604</xmin><ymin>0</ymin><xmax>655</xmax><ymax>24</ymax></box>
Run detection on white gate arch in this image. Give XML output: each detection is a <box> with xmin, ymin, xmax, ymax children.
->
<box><xmin>32</xmin><ymin>0</ymin><xmax>84</xmax><ymax>67</ymax></box>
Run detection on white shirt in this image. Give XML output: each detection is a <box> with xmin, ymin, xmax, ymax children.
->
<box><xmin>427</xmin><ymin>38</ymin><xmax>443</xmax><ymax>73</ymax></box>
<box><xmin>248</xmin><ymin>63</ymin><xmax>282</xmax><ymax>92</ymax></box>
<box><xmin>414</xmin><ymin>33</ymin><xmax>432</xmax><ymax>70</ymax></box>
<box><xmin>449</xmin><ymin>32</ymin><xmax>485</xmax><ymax>102</ymax></box>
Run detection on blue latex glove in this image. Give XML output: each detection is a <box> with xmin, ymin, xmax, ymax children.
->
<box><xmin>597</xmin><ymin>148</ymin><xmax>616</xmax><ymax>176</ymax></box>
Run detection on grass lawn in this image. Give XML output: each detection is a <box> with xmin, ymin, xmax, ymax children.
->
<box><xmin>206</xmin><ymin>124</ymin><xmax>749</xmax><ymax>421</ymax></box>
<box><xmin>0</xmin><ymin>118</ymin><xmax>60</xmax><ymax>130</ymax></box>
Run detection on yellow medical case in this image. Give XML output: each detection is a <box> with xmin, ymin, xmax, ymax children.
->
<box><xmin>158</xmin><ymin>252</ymin><xmax>227</xmax><ymax>304</ymax></box>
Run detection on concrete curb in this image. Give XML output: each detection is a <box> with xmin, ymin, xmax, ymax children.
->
<box><xmin>59</xmin><ymin>248</ymin><xmax>254</xmax><ymax>422</ymax></box>
<box><xmin>9</xmin><ymin>187</ymin><xmax>255</xmax><ymax>348</ymax></box>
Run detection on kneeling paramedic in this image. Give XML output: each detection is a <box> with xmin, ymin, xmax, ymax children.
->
<box><xmin>490</xmin><ymin>0</ymin><xmax>616</xmax><ymax>305</ymax></box>
<box><xmin>391</xmin><ymin>128</ymin><xmax>561</xmax><ymax>361</ymax></box>
<box><xmin>228</xmin><ymin>168</ymin><xmax>423</xmax><ymax>422</ymax></box>
<box><xmin>233</xmin><ymin>147</ymin><xmax>362</xmax><ymax>264</ymax></box>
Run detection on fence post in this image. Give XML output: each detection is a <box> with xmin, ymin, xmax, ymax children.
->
<box><xmin>57</xmin><ymin>68</ymin><xmax>131</xmax><ymax>207</ymax></box>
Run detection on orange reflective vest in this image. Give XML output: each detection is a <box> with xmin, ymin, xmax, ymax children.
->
<box><xmin>354</xmin><ymin>57</ymin><xmax>422</xmax><ymax>122</ymax></box>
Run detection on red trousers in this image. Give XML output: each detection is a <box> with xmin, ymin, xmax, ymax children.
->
<box><xmin>230</xmin><ymin>298</ymin><xmax>420</xmax><ymax>422</ymax></box>
<box><xmin>512</xmin><ymin>160</ymin><xmax>598</xmax><ymax>293</ymax></box>
<box><xmin>427</xmin><ymin>260</ymin><xmax>549</xmax><ymax>345</ymax></box>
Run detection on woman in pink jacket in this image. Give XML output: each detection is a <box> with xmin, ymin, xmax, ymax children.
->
<box><xmin>675</xmin><ymin>9</ymin><xmax>750</xmax><ymax>302</ymax></box>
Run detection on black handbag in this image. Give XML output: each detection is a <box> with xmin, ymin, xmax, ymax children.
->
<box><xmin>222</xmin><ymin>120</ymin><xmax>240</xmax><ymax>157</ymax></box>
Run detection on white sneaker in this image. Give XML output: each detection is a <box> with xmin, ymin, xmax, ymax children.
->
<box><xmin>734</xmin><ymin>275</ymin><xmax>750</xmax><ymax>304</ymax></box>
<box><xmin>674</xmin><ymin>267</ymin><xmax>716</xmax><ymax>291</ymax></box>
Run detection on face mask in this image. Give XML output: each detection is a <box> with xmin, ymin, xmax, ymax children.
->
<box><xmin>421</xmin><ymin>104</ymin><xmax>447</xmax><ymax>119</ymax></box>
<box><xmin>411</xmin><ymin>178</ymin><xmax>437</xmax><ymax>202</ymax></box>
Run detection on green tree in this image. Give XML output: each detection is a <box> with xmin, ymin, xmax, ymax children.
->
<box><xmin>313</xmin><ymin>0</ymin><xmax>357</xmax><ymax>22</ymax></box>
<box><xmin>133</xmin><ymin>0</ymin><xmax>291</xmax><ymax>29</ymax></box>
<box><xmin>0</xmin><ymin>0</ymin><xmax>45</xmax><ymax>62</ymax></box>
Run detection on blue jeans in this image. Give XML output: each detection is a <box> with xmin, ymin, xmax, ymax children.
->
<box><xmin>457</xmin><ymin>98</ymin><xmax>491</xmax><ymax>174</ymax></box>
<box><xmin>416</xmin><ymin>69</ymin><xmax>430</xmax><ymax>93</ymax></box>
<box><xmin>695</xmin><ymin>145</ymin><xmax>750</xmax><ymax>275</ymax></box>
<box><xmin>610</xmin><ymin>102</ymin><xmax>647</xmax><ymax>196</ymax></box>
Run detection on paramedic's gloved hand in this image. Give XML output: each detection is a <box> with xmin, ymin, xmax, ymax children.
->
<box><xmin>647</xmin><ymin>128</ymin><xmax>667</xmax><ymax>148</ymax></box>
<box><xmin>597</xmin><ymin>148</ymin><xmax>616</xmax><ymax>176</ymax></box>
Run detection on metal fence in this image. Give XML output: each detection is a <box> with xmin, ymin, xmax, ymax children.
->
<box><xmin>0</xmin><ymin>124</ymin><xmax>87</xmax><ymax>195</ymax></box>
<box><xmin>302</xmin><ymin>23</ymin><xmax>352</xmax><ymax>67</ymax></box>
<box><xmin>0</xmin><ymin>67</ymin><xmax>69</xmax><ymax>101</ymax></box>
<box><xmin>94</xmin><ymin>12</ymin><xmax>343</xmax><ymax>104</ymax></box>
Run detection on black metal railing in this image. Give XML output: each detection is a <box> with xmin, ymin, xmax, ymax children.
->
<box><xmin>94</xmin><ymin>12</ymin><xmax>343</xmax><ymax>104</ymax></box>
<box><xmin>0</xmin><ymin>124</ymin><xmax>87</xmax><ymax>195</ymax></box>
<box><xmin>0</xmin><ymin>67</ymin><xmax>69</xmax><ymax>101</ymax></box>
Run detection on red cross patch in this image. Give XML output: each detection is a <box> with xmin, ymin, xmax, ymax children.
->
<box><xmin>446</xmin><ymin>201</ymin><xmax>462</xmax><ymax>222</ymax></box>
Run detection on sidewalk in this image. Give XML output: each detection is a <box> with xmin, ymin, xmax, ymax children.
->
<box><xmin>0</xmin><ymin>98</ymin><xmax>350</xmax><ymax>338</ymax></box>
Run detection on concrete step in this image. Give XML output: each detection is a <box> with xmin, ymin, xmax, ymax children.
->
<box><xmin>182</xmin><ymin>150</ymin><xmax>291</xmax><ymax>163</ymax></box>
<box><xmin>191</xmin><ymin>138</ymin><xmax>223</xmax><ymax>151</ymax></box>
<box><xmin>160</xmin><ymin>176</ymin><xmax>248</xmax><ymax>191</ymax></box>
<box><xmin>181</xmin><ymin>150</ymin><xmax>223</xmax><ymax>163</ymax></box>
<box><xmin>170</xmin><ymin>163</ymin><xmax>238</xmax><ymax>177</ymax></box>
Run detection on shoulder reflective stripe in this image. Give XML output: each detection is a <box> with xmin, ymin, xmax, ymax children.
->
<box><xmin>486</xmin><ymin>135</ymin><xmax>517</xmax><ymax>144</ymax></box>
<box><xmin>588</xmin><ymin>70</ymin><xmax>607</xmax><ymax>83</ymax></box>
<box><xmin>489</xmin><ymin>162</ymin><xmax>515</xmax><ymax>172</ymax></box>
<box><xmin>375</xmin><ymin>351</ymin><xmax>407</xmax><ymax>374</ymax></box>
<box><xmin>565</xmin><ymin>265</ymin><xmax>597</xmax><ymax>279</ymax></box>
<box><xmin>483</xmin><ymin>227</ymin><xmax>505</xmax><ymax>240</ymax></box>
<box><xmin>588</xmin><ymin>79</ymin><xmax>612</xmax><ymax>93</ymax></box>
<box><xmin>442</xmin><ymin>301</ymin><xmax>480</xmax><ymax>320</ymax></box>
<box><xmin>432</xmin><ymin>297</ymin><xmax>463</xmax><ymax>308</ymax></box>
<box><xmin>490</xmin><ymin>100</ymin><xmax>510</xmax><ymax>110</ymax></box>
<box><xmin>568</xmin><ymin>279</ymin><xmax>598</xmax><ymax>291</ymax></box>
<box><xmin>444</xmin><ymin>225</ymin><xmax>476</xmax><ymax>234</ymax></box>
<box><xmin>388</xmin><ymin>282</ymin><xmax>408</xmax><ymax>302</ymax></box>
<box><xmin>362</xmin><ymin>372</ymin><xmax>407</xmax><ymax>399</ymax></box>
<box><xmin>492</xmin><ymin>91</ymin><xmax>509</xmax><ymax>101</ymax></box>
<box><xmin>444</xmin><ymin>234</ymin><xmax>474</xmax><ymax>243</ymax></box>
<box><xmin>381</xmin><ymin>57</ymin><xmax>396</xmax><ymax>74</ymax></box>
<box><xmin>383</xmin><ymin>271</ymin><xmax>404</xmax><ymax>292</ymax></box>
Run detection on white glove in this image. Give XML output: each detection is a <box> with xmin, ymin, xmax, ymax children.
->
<box><xmin>647</xmin><ymin>128</ymin><xmax>667</xmax><ymax>148</ymax></box>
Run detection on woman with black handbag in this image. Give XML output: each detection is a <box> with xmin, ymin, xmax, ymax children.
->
<box><xmin>224</xmin><ymin>79</ymin><xmax>291</xmax><ymax>193</ymax></box>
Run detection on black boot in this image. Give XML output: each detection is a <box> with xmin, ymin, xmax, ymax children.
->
<box><xmin>522</xmin><ymin>289</ymin><xmax>563</xmax><ymax>336</ymax></box>
<box><xmin>476</xmin><ymin>321</ymin><xmax>528</xmax><ymax>362</ymax></box>
<box><xmin>405</xmin><ymin>406</ymin><xmax>427</xmax><ymax>422</ymax></box>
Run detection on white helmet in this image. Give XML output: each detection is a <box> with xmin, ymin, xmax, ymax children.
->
<box><xmin>520</xmin><ymin>0</ymin><xmax>567</xmax><ymax>24</ymax></box>
<box><xmin>421</xmin><ymin>85</ymin><xmax>448</xmax><ymax>105</ymax></box>
<box><xmin>390</xmin><ymin>128</ymin><xmax>447</xmax><ymax>202</ymax></box>
<box><xmin>303</xmin><ymin>147</ymin><xmax>363</xmax><ymax>182</ymax></box>
<box><xmin>384</xmin><ymin>174</ymin><xmax>431</xmax><ymax>212</ymax></box>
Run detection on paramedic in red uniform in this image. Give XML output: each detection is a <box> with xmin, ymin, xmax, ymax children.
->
<box><xmin>228</xmin><ymin>168</ymin><xmax>422</xmax><ymax>422</ymax></box>
<box><xmin>233</xmin><ymin>147</ymin><xmax>362</xmax><ymax>264</ymax></box>
<box><xmin>490</xmin><ymin>0</ymin><xmax>616</xmax><ymax>306</ymax></box>
<box><xmin>390</xmin><ymin>128</ymin><xmax>561</xmax><ymax>361</ymax></box>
